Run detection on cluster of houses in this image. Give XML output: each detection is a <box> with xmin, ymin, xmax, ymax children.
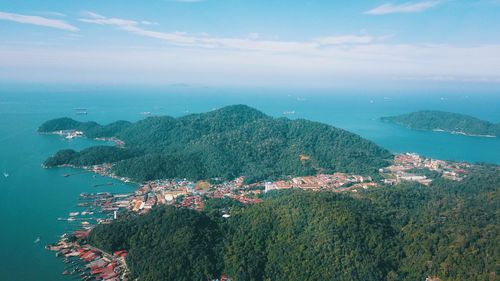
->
<box><xmin>380</xmin><ymin>153</ymin><xmax>470</xmax><ymax>185</ymax></box>
<box><xmin>53</xmin><ymin>152</ymin><xmax>474</xmax><ymax>281</ymax></box>
<box><xmin>101</xmin><ymin>172</ymin><xmax>379</xmax><ymax>215</ymax></box>
<box><xmin>84</xmin><ymin>153</ymin><xmax>472</xmax><ymax>218</ymax></box>
<box><xmin>264</xmin><ymin>173</ymin><xmax>376</xmax><ymax>192</ymax></box>
<box><xmin>83</xmin><ymin>163</ymin><xmax>385</xmax><ymax>218</ymax></box>
<box><xmin>117</xmin><ymin>177</ymin><xmax>262</xmax><ymax>214</ymax></box>
<box><xmin>47</xmin><ymin>232</ymin><xmax>128</xmax><ymax>281</ymax></box>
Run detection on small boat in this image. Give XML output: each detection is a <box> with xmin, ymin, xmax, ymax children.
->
<box><xmin>283</xmin><ymin>111</ymin><xmax>295</xmax><ymax>115</ymax></box>
<box><xmin>34</xmin><ymin>237</ymin><xmax>41</xmax><ymax>243</ymax></box>
<box><xmin>3</xmin><ymin>172</ymin><xmax>9</xmax><ymax>178</ymax></box>
<box><xmin>140</xmin><ymin>111</ymin><xmax>151</xmax><ymax>115</ymax></box>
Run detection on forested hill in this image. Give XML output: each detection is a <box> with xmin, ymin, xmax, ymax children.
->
<box><xmin>88</xmin><ymin>166</ymin><xmax>500</xmax><ymax>281</ymax></box>
<box><xmin>40</xmin><ymin>105</ymin><xmax>392</xmax><ymax>182</ymax></box>
<box><xmin>381</xmin><ymin>110</ymin><xmax>500</xmax><ymax>137</ymax></box>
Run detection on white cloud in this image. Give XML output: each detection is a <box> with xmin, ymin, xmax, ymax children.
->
<box><xmin>0</xmin><ymin>11</ymin><xmax>78</xmax><ymax>31</ymax></box>
<box><xmin>247</xmin><ymin>32</ymin><xmax>260</xmax><ymax>40</ymax></box>
<box><xmin>69</xmin><ymin>13</ymin><xmax>500</xmax><ymax>86</ymax></box>
<box><xmin>2</xmin><ymin>11</ymin><xmax>499</xmax><ymax>87</ymax></box>
<box><xmin>364</xmin><ymin>1</ymin><xmax>440</xmax><ymax>15</ymax></box>
<box><xmin>141</xmin><ymin>21</ymin><xmax>157</xmax><ymax>25</ymax></box>
<box><xmin>79</xmin><ymin>12</ymin><xmax>389</xmax><ymax>53</ymax></box>
<box><xmin>315</xmin><ymin>35</ymin><xmax>376</xmax><ymax>45</ymax></box>
<box><xmin>34</xmin><ymin>11</ymin><xmax>67</xmax><ymax>18</ymax></box>
<box><xmin>2</xmin><ymin>42</ymin><xmax>499</xmax><ymax>87</ymax></box>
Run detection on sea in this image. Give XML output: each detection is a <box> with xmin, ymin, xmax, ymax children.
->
<box><xmin>0</xmin><ymin>86</ymin><xmax>499</xmax><ymax>281</ymax></box>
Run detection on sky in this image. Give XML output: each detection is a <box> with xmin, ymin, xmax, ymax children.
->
<box><xmin>1</xmin><ymin>0</ymin><xmax>500</xmax><ymax>90</ymax></box>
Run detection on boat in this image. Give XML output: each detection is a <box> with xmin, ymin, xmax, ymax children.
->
<box><xmin>75</xmin><ymin>108</ymin><xmax>88</xmax><ymax>115</ymax></box>
<box><xmin>34</xmin><ymin>237</ymin><xmax>41</xmax><ymax>243</ymax></box>
<box><xmin>3</xmin><ymin>172</ymin><xmax>9</xmax><ymax>178</ymax></box>
<box><xmin>283</xmin><ymin>111</ymin><xmax>296</xmax><ymax>115</ymax></box>
<box><xmin>140</xmin><ymin>111</ymin><xmax>151</xmax><ymax>115</ymax></box>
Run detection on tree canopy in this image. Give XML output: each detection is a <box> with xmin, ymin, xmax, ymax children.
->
<box><xmin>42</xmin><ymin>105</ymin><xmax>392</xmax><ymax>182</ymax></box>
<box><xmin>88</xmin><ymin>166</ymin><xmax>500</xmax><ymax>281</ymax></box>
<box><xmin>381</xmin><ymin>110</ymin><xmax>500</xmax><ymax>136</ymax></box>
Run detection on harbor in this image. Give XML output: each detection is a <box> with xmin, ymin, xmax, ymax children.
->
<box><xmin>48</xmin><ymin>188</ymin><xmax>135</xmax><ymax>280</ymax></box>
<box><xmin>47</xmin><ymin>234</ymin><xmax>128</xmax><ymax>281</ymax></box>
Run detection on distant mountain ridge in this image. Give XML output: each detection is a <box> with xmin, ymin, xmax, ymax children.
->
<box><xmin>381</xmin><ymin>110</ymin><xmax>500</xmax><ymax>137</ymax></box>
<box><xmin>40</xmin><ymin>105</ymin><xmax>392</xmax><ymax>182</ymax></box>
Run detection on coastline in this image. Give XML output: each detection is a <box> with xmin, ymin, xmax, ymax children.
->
<box><xmin>388</xmin><ymin>123</ymin><xmax>498</xmax><ymax>138</ymax></box>
<box><xmin>39</xmin><ymin>130</ymin><xmax>126</xmax><ymax>147</ymax></box>
<box><xmin>431</xmin><ymin>128</ymin><xmax>496</xmax><ymax>138</ymax></box>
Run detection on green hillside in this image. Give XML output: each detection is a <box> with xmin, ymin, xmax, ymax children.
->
<box><xmin>87</xmin><ymin>166</ymin><xmax>500</xmax><ymax>281</ymax></box>
<box><xmin>381</xmin><ymin>110</ymin><xmax>500</xmax><ymax>136</ymax></box>
<box><xmin>41</xmin><ymin>105</ymin><xmax>392</xmax><ymax>182</ymax></box>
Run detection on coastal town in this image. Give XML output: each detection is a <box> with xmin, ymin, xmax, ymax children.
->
<box><xmin>47</xmin><ymin>152</ymin><xmax>472</xmax><ymax>281</ymax></box>
<box><xmin>380</xmin><ymin>152</ymin><xmax>470</xmax><ymax>185</ymax></box>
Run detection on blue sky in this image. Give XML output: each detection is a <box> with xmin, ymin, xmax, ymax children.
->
<box><xmin>1</xmin><ymin>0</ymin><xmax>500</xmax><ymax>89</ymax></box>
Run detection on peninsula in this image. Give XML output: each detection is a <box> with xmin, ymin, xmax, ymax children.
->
<box><xmin>40</xmin><ymin>105</ymin><xmax>392</xmax><ymax>182</ymax></box>
<box><xmin>381</xmin><ymin>110</ymin><xmax>500</xmax><ymax>137</ymax></box>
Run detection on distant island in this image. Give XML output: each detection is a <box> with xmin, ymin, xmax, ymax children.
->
<box><xmin>381</xmin><ymin>110</ymin><xmax>500</xmax><ymax>137</ymax></box>
<box><xmin>39</xmin><ymin>105</ymin><xmax>392</xmax><ymax>183</ymax></box>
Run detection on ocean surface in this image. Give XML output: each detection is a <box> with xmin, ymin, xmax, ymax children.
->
<box><xmin>0</xmin><ymin>87</ymin><xmax>499</xmax><ymax>281</ymax></box>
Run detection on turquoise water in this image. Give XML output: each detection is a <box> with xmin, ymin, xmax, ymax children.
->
<box><xmin>0</xmin><ymin>87</ymin><xmax>499</xmax><ymax>281</ymax></box>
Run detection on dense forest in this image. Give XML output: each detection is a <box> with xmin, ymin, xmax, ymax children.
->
<box><xmin>43</xmin><ymin>146</ymin><xmax>136</xmax><ymax>167</ymax></box>
<box><xmin>89</xmin><ymin>207</ymin><xmax>223</xmax><ymax>281</ymax></box>
<box><xmin>38</xmin><ymin>117</ymin><xmax>132</xmax><ymax>138</ymax></box>
<box><xmin>381</xmin><ymin>110</ymin><xmax>500</xmax><ymax>136</ymax></box>
<box><xmin>88</xmin><ymin>166</ymin><xmax>499</xmax><ymax>281</ymax></box>
<box><xmin>41</xmin><ymin>105</ymin><xmax>392</xmax><ymax>182</ymax></box>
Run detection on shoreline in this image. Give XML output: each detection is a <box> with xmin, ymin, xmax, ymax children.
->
<box><xmin>431</xmin><ymin>128</ymin><xmax>496</xmax><ymax>138</ymax></box>
<box><xmin>396</xmin><ymin>124</ymin><xmax>497</xmax><ymax>138</ymax></box>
